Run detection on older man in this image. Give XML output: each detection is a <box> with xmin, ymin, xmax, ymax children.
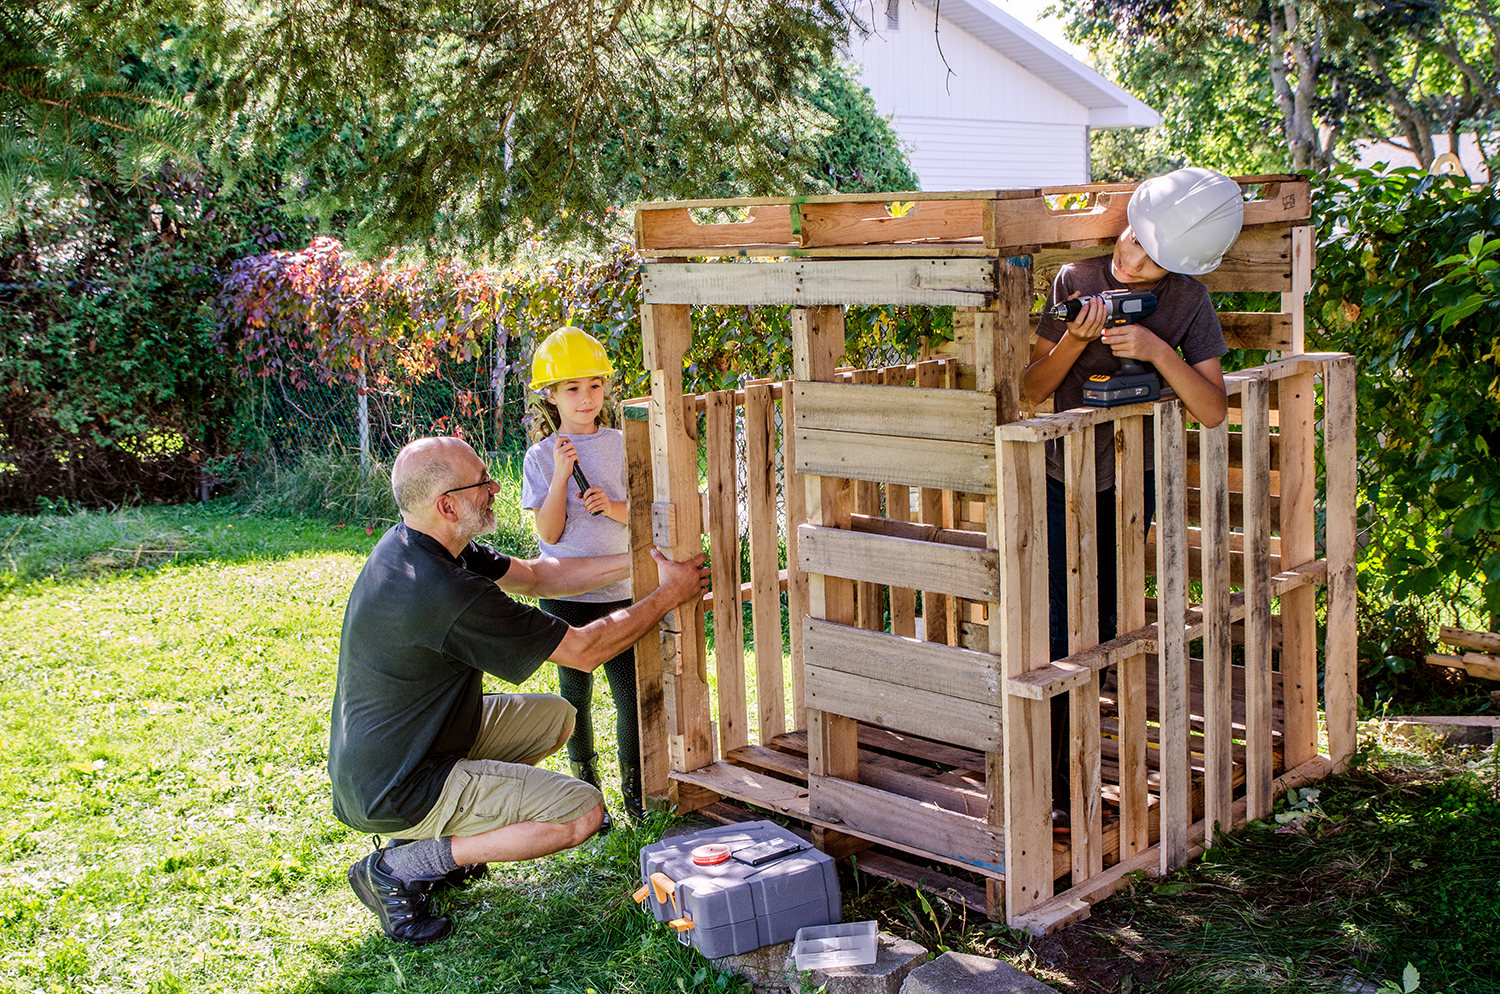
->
<box><xmin>329</xmin><ymin>436</ymin><xmax>707</xmax><ymax>944</ymax></box>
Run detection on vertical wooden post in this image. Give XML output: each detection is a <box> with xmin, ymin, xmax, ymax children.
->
<box><xmin>1115</xmin><ymin>414</ymin><xmax>1150</xmax><ymax>857</ymax></box>
<box><xmin>999</xmin><ymin>437</ymin><xmax>1053</xmax><ymax>919</ymax></box>
<box><xmin>1065</xmin><ymin>427</ymin><xmax>1102</xmax><ymax>879</ymax></box>
<box><xmin>916</xmin><ymin>358</ymin><xmax>951</xmax><ymax>644</ymax></box>
<box><xmin>1279</xmin><ymin>370</ymin><xmax>1318</xmax><ymax>768</ymax></box>
<box><xmin>792</xmin><ymin>306</ymin><xmax>861</xmax><ymax>853</ymax></box>
<box><xmin>1200</xmin><ymin>417</ymin><xmax>1232</xmax><ymax>842</ymax></box>
<box><xmin>706</xmin><ymin>390</ymin><xmax>747</xmax><ymax>755</ymax></box>
<box><xmin>1282</xmin><ymin>226</ymin><xmax>1312</xmax><ymax>355</ymax></box>
<box><xmin>1155</xmin><ymin>400</ymin><xmax>1190</xmax><ymax>872</ymax></box>
<box><xmin>625</xmin><ymin>406</ymin><xmax>669</xmax><ymax>808</ymax></box>
<box><xmin>1323</xmin><ymin>358</ymin><xmax>1358</xmax><ymax>770</ymax></box>
<box><xmin>642</xmin><ymin>303</ymin><xmax>714</xmax><ymax>802</ymax></box>
<box><xmin>1242</xmin><ymin>376</ymin><xmax>1274</xmax><ymax>821</ymax></box>
<box><xmin>783</xmin><ymin>382</ymin><xmax>808</xmax><ymax>730</ymax></box>
<box><xmin>851</xmin><ymin>367</ymin><xmax>885</xmax><ymax>632</ymax></box>
<box><xmin>882</xmin><ymin>366</ymin><xmax>918</xmax><ymax>639</ymax></box>
<box><xmin>744</xmin><ymin>383</ymin><xmax>786</xmax><ymax>743</ymax></box>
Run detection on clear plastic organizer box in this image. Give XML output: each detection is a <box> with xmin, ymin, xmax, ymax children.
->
<box><xmin>791</xmin><ymin>920</ymin><xmax>878</xmax><ymax>970</ymax></box>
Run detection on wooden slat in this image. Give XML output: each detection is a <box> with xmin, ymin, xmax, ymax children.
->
<box><xmin>636</xmin><ymin>204</ymin><xmax>794</xmax><ymax>250</ymax></box>
<box><xmin>849</xmin><ymin>369</ymin><xmax>886</xmax><ymax>633</ymax></box>
<box><xmin>1242</xmin><ymin>376</ymin><xmax>1274</xmax><ymax>821</ymax></box>
<box><xmin>1323</xmin><ymin>357</ymin><xmax>1357</xmax><ymax>770</ymax></box>
<box><xmin>1200</xmin><ymin>418</ymin><xmax>1233</xmax><ymax>844</ymax></box>
<box><xmin>625</xmin><ymin>412</ymin><xmax>670</xmax><ymax>808</ymax></box>
<box><xmin>985</xmin><ymin>190</ymin><xmax>1129</xmax><ymax>248</ymax></box>
<box><xmin>744</xmin><ymin>384</ymin><xmax>785</xmax><ymax>743</ymax></box>
<box><xmin>706</xmin><ymin>391</ymin><xmax>747</xmax><ymax>755</ymax></box>
<box><xmin>644</xmin><ymin>303</ymin><xmax>715</xmax><ymax>791</ymax></box>
<box><xmin>998</xmin><ymin>436</ymin><xmax>1053</xmax><ymax>918</ymax></box>
<box><xmin>804</xmin><ymin>618</ymin><xmax>1003</xmax><ymax>704</ymax></box>
<box><xmin>849</xmin><ymin>513</ymin><xmax>988</xmax><ymax>549</ymax></box>
<box><xmin>917</xmin><ymin>358</ymin><xmax>952</xmax><ymax>647</ymax></box>
<box><xmin>1439</xmin><ymin>627</ymin><xmax>1500</xmax><ymax>654</ymax></box>
<box><xmin>794</xmin><ymin>427</ymin><xmax>998</xmax><ymax>494</ymax></box>
<box><xmin>809</xmin><ymin>776</ymin><xmax>1006</xmax><ymax>875</ymax></box>
<box><xmin>670</xmin><ymin>762</ymin><xmax>810</xmax><ymax>818</ymax></box>
<box><xmin>1185</xmin><ymin>428</ymin><xmax>1282</xmax><ymax>470</ymax></box>
<box><xmin>798</xmin><ymin>524</ymin><xmax>1000</xmax><ymax>602</ymax></box>
<box><xmin>800</xmin><ymin>199</ymin><xmax>987</xmax><ymax>247</ymax></box>
<box><xmin>882</xmin><ymin>367</ymin><xmax>918</xmax><ymax>639</ymax></box>
<box><xmin>791</xmin><ymin>381</ymin><xmax>997</xmax><ymax>442</ymax></box>
<box><xmin>1219</xmin><ymin>312</ymin><xmax>1295</xmax><ymax>351</ymax></box>
<box><xmin>1064</xmin><ymin>428</ymin><xmax>1103</xmax><ymax>880</ymax></box>
<box><xmin>805</xmin><ymin>663</ymin><xmax>1001</xmax><ymax>753</ymax></box>
<box><xmin>1279</xmin><ymin>370</ymin><xmax>1318</xmax><ymax>768</ymax></box>
<box><xmin>1032</xmin><ymin>229</ymin><xmax>1293</xmax><ymax>294</ymax></box>
<box><xmin>1154</xmin><ymin>400</ymin><xmax>1191</xmax><ymax>872</ymax></box>
<box><xmin>1426</xmin><ymin>653</ymin><xmax>1500</xmax><ymax>681</ymax></box>
<box><xmin>1115</xmin><ymin>415</ymin><xmax>1150</xmax><ymax>859</ymax></box>
<box><xmin>641</xmin><ymin>258</ymin><xmax>998</xmax><ymax>307</ymax></box>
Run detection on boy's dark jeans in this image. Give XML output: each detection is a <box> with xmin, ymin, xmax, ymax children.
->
<box><xmin>1045</xmin><ymin>473</ymin><xmax>1156</xmax><ymax>815</ymax></box>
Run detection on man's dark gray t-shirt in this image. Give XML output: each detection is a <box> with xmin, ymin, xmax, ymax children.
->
<box><xmin>1035</xmin><ymin>254</ymin><xmax>1228</xmax><ymax>491</ymax></box>
<box><xmin>328</xmin><ymin>523</ymin><xmax>568</xmax><ymax>833</ymax></box>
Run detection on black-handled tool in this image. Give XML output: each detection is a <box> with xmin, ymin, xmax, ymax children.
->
<box><xmin>528</xmin><ymin>395</ymin><xmax>602</xmax><ymax>514</ymax></box>
<box><xmin>1053</xmin><ymin>291</ymin><xmax>1163</xmax><ymax>408</ymax></box>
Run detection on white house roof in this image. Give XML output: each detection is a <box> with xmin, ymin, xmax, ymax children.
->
<box><xmin>912</xmin><ymin>0</ymin><xmax>1160</xmax><ymax>128</ymax></box>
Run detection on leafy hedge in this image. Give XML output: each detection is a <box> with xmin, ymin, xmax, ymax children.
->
<box><xmin>1311</xmin><ymin>168</ymin><xmax>1500</xmax><ymax>627</ymax></box>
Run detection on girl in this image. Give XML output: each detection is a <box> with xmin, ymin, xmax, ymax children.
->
<box><xmin>520</xmin><ymin>326</ymin><xmax>643</xmax><ymax>823</ymax></box>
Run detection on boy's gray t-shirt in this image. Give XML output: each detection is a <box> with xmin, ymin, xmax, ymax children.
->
<box><xmin>1035</xmin><ymin>254</ymin><xmax>1228</xmax><ymax>491</ymax></box>
<box><xmin>521</xmin><ymin>427</ymin><xmax>631</xmax><ymax>602</ymax></box>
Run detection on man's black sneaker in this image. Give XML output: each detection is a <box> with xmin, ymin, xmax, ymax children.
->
<box><xmin>348</xmin><ymin>851</ymin><xmax>452</xmax><ymax>945</ymax></box>
<box><xmin>376</xmin><ymin>837</ymin><xmax>488</xmax><ymax>892</ymax></box>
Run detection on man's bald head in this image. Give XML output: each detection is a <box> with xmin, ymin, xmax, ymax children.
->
<box><xmin>391</xmin><ymin>436</ymin><xmax>479</xmax><ymax>515</ymax></box>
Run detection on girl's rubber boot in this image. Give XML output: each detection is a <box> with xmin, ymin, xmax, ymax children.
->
<box><xmin>622</xmin><ymin>762</ymin><xmax>646</xmax><ymax>824</ymax></box>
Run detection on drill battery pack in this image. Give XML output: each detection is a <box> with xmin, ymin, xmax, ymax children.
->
<box><xmin>1082</xmin><ymin>365</ymin><xmax>1161</xmax><ymax>407</ymax></box>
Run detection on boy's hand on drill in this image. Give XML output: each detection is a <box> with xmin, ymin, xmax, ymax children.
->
<box><xmin>1063</xmin><ymin>292</ymin><xmax>1106</xmax><ymax>342</ymax></box>
<box><xmin>550</xmin><ymin>435</ymin><xmax>578</xmax><ymax>483</ymax></box>
<box><xmin>1100</xmin><ymin>323</ymin><xmax>1165</xmax><ymax>363</ymax></box>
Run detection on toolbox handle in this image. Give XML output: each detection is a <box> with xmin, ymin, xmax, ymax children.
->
<box><xmin>649</xmin><ymin>872</ymin><xmax>678</xmax><ymax>913</ymax></box>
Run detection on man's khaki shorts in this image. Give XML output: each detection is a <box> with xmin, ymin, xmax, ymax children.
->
<box><xmin>401</xmin><ymin>693</ymin><xmax>602</xmax><ymax>839</ymax></box>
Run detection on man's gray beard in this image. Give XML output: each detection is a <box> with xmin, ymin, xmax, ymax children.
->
<box><xmin>455</xmin><ymin>499</ymin><xmax>497</xmax><ymax>543</ymax></box>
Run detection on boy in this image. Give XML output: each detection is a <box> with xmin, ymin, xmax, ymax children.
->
<box><xmin>1023</xmin><ymin>167</ymin><xmax>1244</xmax><ymax>826</ymax></box>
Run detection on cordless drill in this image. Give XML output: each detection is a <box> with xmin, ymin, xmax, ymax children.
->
<box><xmin>1049</xmin><ymin>290</ymin><xmax>1162</xmax><ymax>408</ymax></box>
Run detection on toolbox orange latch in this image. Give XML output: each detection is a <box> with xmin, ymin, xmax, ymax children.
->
<box><xmin>650</xmin><ymin>872</ymin><xmax>679</xmax><ymax>914</ymax></box>
<box><xmin>632</xmin><ymin>884</ymin><xmax>650</xmax><ymax>904</ymax></box>
<box><xmin>669</xmin><ymin>917</ymin><xmax>694</xmax><ymax>932</ymax></box>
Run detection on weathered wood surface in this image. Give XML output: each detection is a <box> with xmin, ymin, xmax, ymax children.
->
<box><xmin>791</xmin><ymin>381</ymin><xmax>997</xmax><ymax>442</ymax></box>
<box><xmin>705</xmin><ymin>391</ymin><xmax>747</xmax><ymax>756</ymax></box>
<box><xmin>794</xmin><ymin>426</ymin><xmax>999</xmax><ymax>494</ymax></box>
<box><xmin>1323</xmin><ymin>357</ymin><xmax>1358</xmax><ymax>770</ymax></box>
<box><xmin>798</xmin><ymin>524</ymin><xmax>1001</xmax><ymax>601</ymax></box>
<box><xmin>642</xmin><ymin>259</ymin><xmax>998</xmax><ymax>307</ymax></box>
<box><xmin>1439</xmin><ymin>627</ymin><xmax>1500</xmax><ymax>654</ymax></box>
<box><xmin>1427</xmin><ymin>653</ymin><xmax>1500</xmax><ymax>681</ymax></box>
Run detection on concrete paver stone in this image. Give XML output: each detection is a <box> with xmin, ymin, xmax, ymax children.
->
<box><xmin>900</xmin><ymin>951</ymin><xmax>1057</xmax><ymax>994</ymax></box>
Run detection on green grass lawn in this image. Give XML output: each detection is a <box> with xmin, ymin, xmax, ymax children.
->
<box><xmin>1</xmin><ymin>502</ymin><xmax>1497</xmax><ymax>994</ymax></box>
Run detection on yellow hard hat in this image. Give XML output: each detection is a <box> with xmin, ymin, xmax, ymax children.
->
<box><xmin>529</xmin><ymin>326</ymin><xmax>615</xmax><ymax>391</ymax></box>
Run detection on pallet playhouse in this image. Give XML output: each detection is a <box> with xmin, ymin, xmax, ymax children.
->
<box><xmin>620</xmin><ymin>177</ymin><xmax>1357</xmax><ymax>934</ymax></box>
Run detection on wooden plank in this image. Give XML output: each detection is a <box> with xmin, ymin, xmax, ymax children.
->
<box><xmin>882</xmin><ymin>369</ymin><xmax>919</xmax><ymax>640</ymax></box>
<box><xmin>791</xmin><ymin>381</ymin><xmax>997</xmax><ymax>442</ymax></box>
<box><xmin>1200</xmin><ymin>418</ymin><xmax>1233</xmax><ymax>844</ymax></box>
<box><xmin>798</xmin><ymin>524</ymin><xmax>1000</xmax><ymax>602</ymax></box>
<box><xmin>641</xmin><ymin>259</ymin><xmax>998</xmax><ymax>307</ymax></box>
<box><xmin>800</xmin><ymin>199</ymin><xmax>987</xmax><ymax>247</ymax></box>
<box><xmin>670</xmin><ymin>762</ymin><xmax>811</xmax><ymax>818</ymax></box>
<box><xmin>849</xmin><ymin>513</ymin><xmax>989</xmax><ymax>549</ymax></box>
<box><xmin>1185</xmin><ymin>428</ymin><xmax>1282</xmax><ymax>470</ymax></box>
<box><xmin>1279</xmin><ymin>370</ymin><xmax>1318</xmax><ymax>768</ymax></box>
<box><xmin>809</xmin><ymin>776</ymin><xmax>1006</xmax><ymax>875</ymax></box>
<box><xmin>775</xmin><ymin>726</ymin><xmax>987</xmax><ymax>773</ymax></box>
<box><xmin>794</xmin><ymin>427</ymin><xmax>998</xmax><ymax>494</ymax></box>
<box><xmin>850</xmin><ymin>369</ymin><xmax>886</xmax><ymax>633</ymax></box>
<box><xmin>706</xmin><ymin>391</ymin><xmax>747</xmax><ymax>755</ymax></box>
<box><xmin>803</xmin><ymin>617</ymin><xmax>1003</xmax><ymax>704</ymax></box>
<box><xmin>986</xmin><ymin>190</ymin><xmax>1129</xmax><ymax>248</ymax></box>
<box><xmin>1064</xmin><ymin>428</ymin><xmax>1103</xmax><ymax>880</ymax></box>
<box><xmin>625</xmin><ymin>412</ymin><xmax>670</xmax><ymax>808</ymax></box>
<box><xmin>805</xmin><ymin>664</ymin><xmax>1002</xmax><ymax>753</ymax></box>
<box><xmin>644</xmin><ymin>303</ymin><xmax>714</xmax><ymax>784</ymax></box>
<box><xmin>1241</xmin><ymin>376</ymin><xmax>1274</xmax><ymax>821</ymax></box>
<box><xmin>743</xmin><ymin>384</ymin><xmax>786</xmax><ymax>744</ymax></box>
<box><xmin>1154</xmin><ymin>400</ymin><xmax>1191</xmax><ymax>872</ymax></box>
<box><xmin>1439</xmin><ymin>627</ymin><xmax>1500</xmax><ymax>654</ymax></box>
<box><xmin>1426</xmin><ymin>653</ymin><xmax>1500</xmax><ymax>681</ymax></box>
<box><xmin>998</xmin><ymin>436</ymin><xmax>1053</xmax><ymax>918</ymax></box>
<box><xmin>636</xmin><ymin>204</ymin><xmax>795</xmax><ymax>250</ymax></box>
<box><xmin>1219</xmin><ymin>312</ymin><xmax>1295</xmax><ymax>351</ymax></box>
<box><xmin>1031</xmin><ymin>229</ymin><xmax>1293</xmax><ymax>294</ymax></box>
<box><xmin>1115</xmin><ymin>414</ymin><xmax>1150</xmax><ymax>859</ymax></box>
<box><xmin>1323</xmin><ymin>357</ymin><xmax>1357</xmax><ymax>771</ymax></box>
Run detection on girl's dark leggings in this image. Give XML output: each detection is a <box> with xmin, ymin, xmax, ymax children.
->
<box><xmin>538</xmin><ymin>598</ymin><xmax>639</xmax><ymax>774</ymax></box>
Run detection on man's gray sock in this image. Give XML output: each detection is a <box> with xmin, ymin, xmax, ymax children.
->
<box><xmin>377</xmin><ymin>836</ymin><xmax>459</xmax><ymax>883</ymax></box>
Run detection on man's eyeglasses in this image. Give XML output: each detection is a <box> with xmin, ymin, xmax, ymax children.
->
<box><xmin>443</xmin><ymin>477</ymin><xmax>495</xmax><ymax>496</ymax></box>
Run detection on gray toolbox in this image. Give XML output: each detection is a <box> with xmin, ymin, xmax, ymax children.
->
<box><xmin>634</xmin><ymin>820</ymin><xmax>841</xmax><ymax>958</ymax></box>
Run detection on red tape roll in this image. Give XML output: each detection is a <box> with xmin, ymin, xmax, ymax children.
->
<box><xmin>690</xmin><ymin>843</ymin><xmax>732</xmax><ymax>865</ymax></box>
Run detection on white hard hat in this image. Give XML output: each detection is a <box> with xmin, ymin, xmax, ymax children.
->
<box><xmin>1126</xmin><ymin>168</ymin><xmax>1245</xmax><ymax>276</ymax></box>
